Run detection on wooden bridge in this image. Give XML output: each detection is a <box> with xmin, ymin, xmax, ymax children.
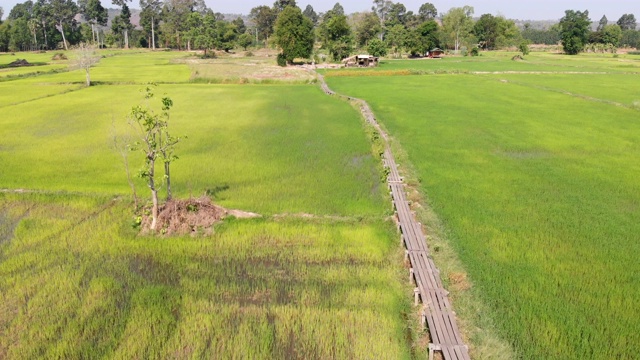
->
<box><xmin>318</xmin><ymin>74</ymin><xmax>471</xmax><ymax>360</ymax></box>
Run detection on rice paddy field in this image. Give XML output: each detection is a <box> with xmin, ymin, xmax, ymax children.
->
<box><xmin>325</xmin><ymin>51</ymin><xmax>640</xmax><ymax>359</ymax></box>
<box><xmin>0</xmin><ymin>50</ymin><xmax>415</xmax><ymax>359</ymax></box>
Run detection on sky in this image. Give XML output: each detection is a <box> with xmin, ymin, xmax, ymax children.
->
<box><xmin>0</xmin><ymin>0</ymin><xmax>638</xmax><ymax>21</ymax></box>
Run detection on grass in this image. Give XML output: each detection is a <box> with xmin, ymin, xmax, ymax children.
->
<box><xmin>186</xmin><ymin>56</ymin><xmax>316</xmax><ymax>84</ymax></box>
<box><xmin>0</xmin><ymin>83</ymin><xmax>386</xmax><ymax>216</ymax></box>
<box><xmin>322</xmin><ymin>51</ymin><xmax>640</xmax><ymax>76</ymax></box>
<box><xmin>0</xmin><ymin>49</ymin><xmax>417</xmax><ymax>358</ymax></box>
<box><xmin>481</xmin><ymin>73</ymin><xmax>640</xmax><ymax>107</ymax></box>
<box><xmin>0</xmin><ymin>192</ymin><xmax>410</xmax><ymax>359</ymax></box>
<box><xmin>326</xmin><ymin>54</ymin><xmax>640</xmax><ymax>359</ymax></box>
<box><xmin>0</xmin><ymin>83</ymin><xmax>83</xmax><ymax>107</ymax></box>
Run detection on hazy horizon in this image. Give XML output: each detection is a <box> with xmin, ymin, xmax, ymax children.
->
<box><xmin>0</xmin><ymin>0</ymin><xmax>638</xmax><ymax>22</ymax></box>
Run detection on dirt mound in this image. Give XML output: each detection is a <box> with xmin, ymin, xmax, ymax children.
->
<box><xmin>8</xmin><ymin>59</ymin><xmax>32</xmax><ymax>67</ymax></box>
<box><xmin>51</xmin><ymin>53</ymin><xmax>68</xmax><ymax>60</ymax></box>
<box><xmin>141</xmin><ymin>196</ymin><xmax>260</xmax><ymax>236</ymax></box>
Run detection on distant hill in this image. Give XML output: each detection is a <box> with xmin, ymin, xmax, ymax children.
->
<box><xmin>513</xmin><ymin>19</ymin><xmax>559</xmax><ymax>30</ymax></box>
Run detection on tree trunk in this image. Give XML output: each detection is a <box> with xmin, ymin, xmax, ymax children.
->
<box><xmin>91</xmin><ymin>23</ymin><xmax>96</xmax><ymax>43</ymax></box>
<box><xmin>165</xmin><ymin>162</ymin><xmax>172</xmax><ymax>200</ymax></box>
<box><xmin>59</xmin><ymin>23</ymin><xmax>68</xmax><ymax>51</ymax></box>
<box><xmin>124</xmin><ymin>29</ymin><xmax>129</xmax><ymax>49</ymax></box>
<box><xmin>149</xmin><ymin>158</ymin><xmax>158</xmax><ymax>230</ymax></box>
<box><xmin>151</xmin><ymin>186</ymin><xmax>159</xmax><ymax>230</ymax></box>
<box><xmin>42</xmin><ymin>20</ymin><xmax>48</xmax><ymax>49</ymax></box>
<box><xmin>85</xmin><ymin>68</ymin><xmax>91</xmax><ymax>86</ymax></box>
<box><xmin>151</xmin><ymin>17</ymin><xmax>156</xmax><ymax>50</ymax></box>
<box><xmin>187</xmin><ymin>39</ymin><xmax>191</xmax><ymax>51</ymax></box>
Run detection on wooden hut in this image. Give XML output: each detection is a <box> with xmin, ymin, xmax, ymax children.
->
<box><xmin>427</xmin><ymin>48</ymin><xmax>444</xmax><ymax>58</ymax></box>
<box><xmin>342</xmin><ymin>55</ymin><xmax>379</xmax><ymax>67</ymax></box>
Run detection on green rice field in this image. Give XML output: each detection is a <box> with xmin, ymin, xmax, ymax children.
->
<box><xmin>326</xmin><ymin>52</ymin><xmax>640</xmax><ymax>359</ymax></box>
<box><xmin>3</xmin><ymin>48</ymin><xmax>639</xmax><ymax>359</ymax></box>
<box><xmin>0</xmin><ymin>50</ymin><xmax>415</xmax><ymax>359</ymax></box>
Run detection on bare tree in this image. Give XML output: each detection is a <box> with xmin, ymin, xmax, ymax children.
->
<box><xmin>70</xmin><ymin>43</ymin><xmax>101</xmax><ymax>86</ymax></box>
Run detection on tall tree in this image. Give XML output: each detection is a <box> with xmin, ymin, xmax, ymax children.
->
<box><xmin>384</xmin><ymin>23</ymin><xmax>406</xmax><ymax>56</ymax></box>
<box><xmin>0</xmin><ymin>7</ymin><xmax>3</xmax><ymax>22</ymax></box>
<box><xmin>617</xmin><ymin>14</ymin><xmax>637</xmax><ymax>31</ymax></box>
<box><xmin>441</xmin><ymin>6</ymin><xmax>474</xmax><ymax>52</ymax></box>
<box><xmin>372</xmin><ymin>0</ymin><xmax>392</xmax><ymax>23</ymax></box>
<box><xmin>8</xmin><ymin>1</ymin><xmax>33</xmax><ymax>20</ymax></box>
<box><xmin>302</xmin><ymin>4</ymin><xmax>317</xmax><ymax>26</ymax></box>
<box><xmin>28</xmin><ymin>18</ymin><xmax>39</xmax><ymax>46</ymax></box>
<box><xmin>161</xmin><ymin>0</ymin><xmax>194</xmax><ymax>49</ymax></box>
<box><xmin>232</xmin><ymin>17</ymin><xmax>246</xmax><ymax>34</ymax></box>
<box><xmin>559</xmin><ymin>10</ymin><xmax>590</xmax><ymax>55</ymax></box>
<box><xmin>112</xmin><ymin>2</ymin><xmax>133</xmax><ymax>48</ymax></box>
<box><xmin>79</xmin><ymin>0</ymin><xmax>107</xmax><ymax>43</ymax></box>
<box><xmin>415</xmin><ymin>19</ymin><xmax>439</xmax><ymax>53</ymax></box>
<box><xmin>192</xmin><ymin>12</ymin><xmax>218</xmax><ymax>54</ymax></box>
<box><xmin>597</xmin><ymin>15</ymin><xmax>608</xmax><ymax>32</ymax></box>
<box><xmin>601</xmin><ymin>24</ymin><xmax>622</xmax><ymax>46</ymax></box>
<box><xmin>140</xmin><ymin>0</ymin><xmax>161</xmax><ymax>49</ymax></box>
<box><xmin>250</xmin><ymin>5</ymin><xmax>276</xmax><ymax>43</ymax></box>
<box><xmin>355</xmin><ymin>11</ymin><xmax>381</xmax><ymax>46</ymax></box>
<box><xmin>274</xmin><ymin>5</ymin><xmax>313</xmax><ymax>63</ymax></box>
<box><xmin>9</xmin><ymin>18</ymin><xmax>32</xmax><ymax>50</ymax></box>
<box><xmin>33</xmin><ymin>0</ymin><xmax>50</xmax><ymax>48</ymax></box>
<box><xmin>371</xmin><ymin>0</ymin><xmax>392</xmax><ymax>39</ymax></box>
<box><xmin>216</xmin><ymin>20</ymin><xmax>239</xmax><ymax>52</ymax></box>
<box><xmin>49</xmin><ymin>0</ymin><xmax>78</xmax><ymax>50</ymax></box>
<box><xmin>318</xmin><ymin>4</ymin><xmax>352</xmax><ymax>61</ymax></box>
<box><xmin>474</xmin><ymin>13</ymin><xmax>498</xmax><ymax>49</ymax></box>
<box><xmin>474</xmin><ymin>14</ymin><xmax>519</xmax><ymax>50</ymax></box>
<box><xmin>273</xmin><ymin>0</ymin><xmax>296</xmax><ymax>13</ymax></box>
<box><xmin>384</xmin><ymin>2</ymin><xmax>407</xmax><ymax>27</ymax></box>
<box><xmin>329</xmin><ymin>2</ymin><xmax>344</xmax><ymax>17</ymax></box>
<box><xmin>418</xmin><ymin>3</ymin><xmax>437</xmax><ymax>21</ymax></box>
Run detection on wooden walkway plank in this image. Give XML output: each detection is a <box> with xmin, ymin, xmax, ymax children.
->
<box><xmin>317</xmin><ymin>74</ymin><xmax>470</xmax><ymax>360</ymax></box>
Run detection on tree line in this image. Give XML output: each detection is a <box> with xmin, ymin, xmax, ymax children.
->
<box><xmin>0</xmin><ymin>0</ymin><xmax>638</xmax><ymax>57</ymax></box>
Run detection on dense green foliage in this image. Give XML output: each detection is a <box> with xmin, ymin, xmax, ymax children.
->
<box><xmin>325</xmin><ymin>52</ymin><xmax>640</xmax><ymax>359</ymax></box>
<box><xmin>273</xmin><ymin>6</ymin><xmax>313</xmax><ymax>63</ymax></box>
<box><xmin>559</xmin><ymin>10</ymin><xmax>591</xmax><ymax>55</ymax></box>
<box><xmin>2</xmin><ymin>0</ymin><xmax>637</xmax><ymax>60</ymax></box>
<box><xmin>521</xmin><ymin>25</ymin><xmax>561</xmax><ymax>45</ymax></box>
<box><xmin>317</xmin><ymin>4</ymin><xmax>353</xmax><ymax>61</ymax></box>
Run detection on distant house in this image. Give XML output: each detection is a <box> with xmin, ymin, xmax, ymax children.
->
<box><xmin>342</xmin><ymin>55</ymin><xmax>379</xmax><ymax>67</ymax></box>
<box><xmin>427</xmin><ymin>48</ymin><xmax>444</xmax><ymax>58</ymax></box>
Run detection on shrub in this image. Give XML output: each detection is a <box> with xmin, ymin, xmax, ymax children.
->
<box><xmin>367</xmin><ymin>38</ymin><xmax>388</xmax><ymax>58</ymax></box>
<box><xmin>519</xmin><ymin>42</ymin><xmax>530</xmax><ymax>56</ymax></box>
<box><xmin>201</xmin><ymin>50</ymin><xmax>216</xmax><ymax>59</ymax></box>
<box><xmin>245</xmin><ymin>51</ymin><xmax>254</xmax><ymax>57</ymax></box>
<box><xmin>276</xmin><ymin>53</ymin><xmax>287</xmax><ymax>67</ymax></box>
<box><xmin>470</xmin><ymin>47</ymin><xmax>479</xmax><ymax>57</ymax></box>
